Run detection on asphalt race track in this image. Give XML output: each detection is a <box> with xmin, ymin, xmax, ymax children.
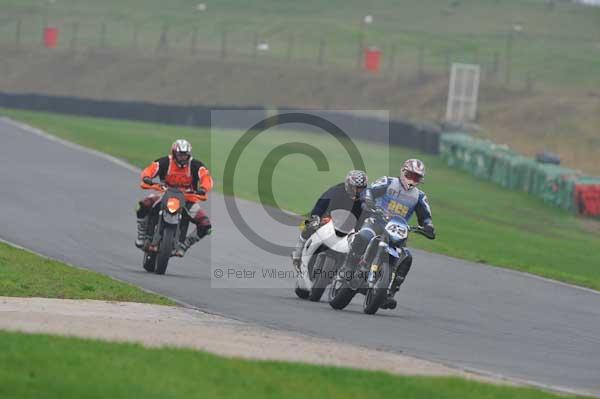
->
<box><xmin>1</xmin><ymin>118</ymin><xmax>599</xmax><ymax>396</ymax></box>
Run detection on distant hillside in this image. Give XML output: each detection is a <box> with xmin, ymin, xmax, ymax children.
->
<box><xmin>1</xmin><ymin>0</ymin><xmax>599</xmax><ymax>89</ymax></box>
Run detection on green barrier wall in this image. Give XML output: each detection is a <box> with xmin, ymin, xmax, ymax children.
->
<box><xmin>440</xmin><ymin>133</ymin><xmax>583</xmax><ymax>212</ymax></box>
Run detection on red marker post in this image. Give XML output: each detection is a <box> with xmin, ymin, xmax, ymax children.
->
<box><xmin>364</xmin><ymin>47</ymin><xmax>381</xmax><ymax>72</ymax></box>
<box><xmin>43</xmin><ymin>26</ymin><xmax>59</xmax><ymax>48</ymax></box>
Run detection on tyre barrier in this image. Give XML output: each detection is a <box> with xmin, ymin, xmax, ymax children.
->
<box><xmin>441</xmin><ymin>133</ymin><xmax>600</xmax><ymax>217</ymax></box>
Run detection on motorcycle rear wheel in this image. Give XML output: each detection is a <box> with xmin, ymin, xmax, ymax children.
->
<box><xmin>142</xmin><ymin>251</ymin><xmax>156</xmax><ymax>272</ymax></box>
<box><xmin>142</xmin><ymin>217</ymin><xmax>157</xmax><ymax>272</ymax></box>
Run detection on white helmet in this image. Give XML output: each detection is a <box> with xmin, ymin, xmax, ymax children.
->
<box><xmin>171</xmin><ymin>139</ymin><xmax>192</xmax><ymax>167</ymax></box>
<box><xmin>400</xmin><ymin>159</ymin><xmax>425</xmax><ymax>189</ymax></box>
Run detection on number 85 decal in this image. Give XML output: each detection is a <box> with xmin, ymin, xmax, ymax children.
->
<box><xmin>387</xmin><ymin>200</ymin><xmax>409</xmax><ymax>217</ymax></box>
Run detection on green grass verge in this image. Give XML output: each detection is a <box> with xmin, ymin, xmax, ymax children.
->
<box><xmin>0</xmin><ymin>330</ymin><xmax>591</xmax><ymax>399</ymax></box>
<box><xmin>0</xmin><ymin>241</ymin><xmax>174</xmax><ymax>305</ymax></box>
<box><xmin>2</xmin><ymin>108</ymin><xmax>600</xmax><ymax>291</ymax></box>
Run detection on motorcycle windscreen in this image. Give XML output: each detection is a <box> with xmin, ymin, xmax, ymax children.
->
<box><xmin>386</xmin><ymin>245</ymin><xmax>401</xmax><ymax>258</ymax></box>
<box><xmin>329</xmin><ymin>209</ymin><xmax>357</xmax><ymax>234</ymax></box>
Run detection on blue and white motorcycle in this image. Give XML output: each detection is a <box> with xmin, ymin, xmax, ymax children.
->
<box><xmin>329</xmin><ymin>208</ymin><xmax>431</xmax><ymax>314</ymax></box>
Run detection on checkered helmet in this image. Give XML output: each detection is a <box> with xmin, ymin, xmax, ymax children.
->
<box><xmin>344</xmin><ymin>170</ymin><xmax>368</xmax><ymax>199</ymax></box>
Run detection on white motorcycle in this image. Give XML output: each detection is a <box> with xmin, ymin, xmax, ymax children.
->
<box><xmin>294</xmin><ymin>209</ymin><xmax>357</xmax><ymax>302</ymax></box>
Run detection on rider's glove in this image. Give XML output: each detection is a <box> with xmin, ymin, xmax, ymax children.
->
<box><xmin>196</xmin><ymin>187</ymin><xmax>207</xmax><ymax>196</ymax></box>
<box><xmin>301</xmin><ymin>215</ymin><xmax>321</xmax><ymax>239</ymax></box>
<box><xmin>142</xmin><ymin>176</ymin><xmax>153</xmax><ymax>185</ymax></box>
<box><xmin>363</xmin><ymin>197</ymin><xmax>376</xmax><ymax>212</ymax></box>
<box><xmin>307</xmin><ymin>215</ymin><xmax>320</xmax><ymax>228</ymax></box>
<box><xmin>423</xmin><ymin>223</ymin><xmax>436</xmax><ymax>239</ymax></box>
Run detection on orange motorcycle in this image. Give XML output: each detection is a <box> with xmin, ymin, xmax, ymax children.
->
<box><xmin>140</xmin><ymin>183</ymin><xmax>206</xmax><ymax>275</ymax></box>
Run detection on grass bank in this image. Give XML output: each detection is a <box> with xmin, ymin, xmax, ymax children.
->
<box><xmin>0</xmin><ymin>241</ymin><xmax>173</xmax><ymax>305</ymax></box>
<box><xmin>0</xmin><ymin>331</ymin><xmax>590</xmax><ymax>399</ymax></box>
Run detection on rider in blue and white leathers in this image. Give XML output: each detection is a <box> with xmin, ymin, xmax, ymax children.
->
<box><xmin>342</xmin><ymin>159</ymin><xmax>435</xmax><ymax>308</ymax></box>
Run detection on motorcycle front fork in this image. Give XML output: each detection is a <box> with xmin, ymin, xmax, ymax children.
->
<box><xmin>148</xmin><ymin>212</ymin><xmax>186</xmax><ymax>251</ymax></box>
<box><xmin>178</xmin><ymin>217</ymin><xmax>189</xmax><ymax>243</ymax></box>
<box><xmin>147</xmin><ymin>215</ymin><xmax>163</xmax><ymax>251</ymax></box>
<box><xmin>365</xmin><ymin>241</ymin><xmax>408</xmax><ymax>291</ymax></box>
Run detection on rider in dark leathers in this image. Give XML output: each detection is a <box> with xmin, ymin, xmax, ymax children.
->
<box><xmin>291</xmin><ymin>170</ymin><xmax>368</xmax><ymax>270</ymax></box>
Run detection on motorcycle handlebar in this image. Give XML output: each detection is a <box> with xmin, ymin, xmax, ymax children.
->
<box><xmin>367</xmin><ymin>207</ymin><xmax>435</xmax><ymax>240</ymax></box>
<box><xmin>367</xmin><ymin>207</ymin><xmax>387</xmax><ymax>218</ymax></box>
<box><xmin>410</xmin><ymin>226</ymin><xmax>435</xmax><ymax>240</ymax></box>
<box><xmin>140</xmin><ymin>182</ymin><xmax>208</xmax><ymax>202</ymax></box>
<box><xmin>140</xmin><ymin>182</ymin><xmax>165</xmax><ymax>191</ymax></box>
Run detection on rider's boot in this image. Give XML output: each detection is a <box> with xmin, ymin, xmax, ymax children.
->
<box><xmin>291</xmin><ymin>237</ymin><xmax>306</xmax><ymax>273</ymax></box>
<box><xmin>382</xmin><ymin>256</ymin><xmax>412</xmax><ymax>309</ymax></box>
<box><xmin>174</xmin><ymin>234</ymin><xmax>200</xmax><ymax>257</ymax></box>
<box><xmin>135</xmin><ymin>217</ymin><xmax>148</xmax><ymax>249</ymax></box>
<box><xmin>382</xmin><ymin>277</ymin><xmax>404</xmax><ymax>309</ymax></box>
<box><xmin>382</xmin><ymin>297</ymin><xmax>398</xmax><ymax>310</ymax></box>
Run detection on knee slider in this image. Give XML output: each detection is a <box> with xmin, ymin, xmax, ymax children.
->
<box><xmin>193</xmin><ymin>210</ymin><xmax>212</xmax><ymax>239</ymax></box>
<box><xmin>196</xmin><ymin>224</ymin><xmax>212</xmax><ymax>239</ymax></box>
<box><xmin>136</xmin><ymin>202</ymin><xmax>150</xmax><ymax>218</ymax></box>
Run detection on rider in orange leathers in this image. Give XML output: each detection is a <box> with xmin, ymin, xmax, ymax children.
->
<box><xmin>135</xmin><ymin>139</ymin><xmax>213</xmax><ymax>257</ymax></box>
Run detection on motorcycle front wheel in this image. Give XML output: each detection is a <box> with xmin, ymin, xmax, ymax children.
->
<box><xmin>328</xmin><ymin>278</ymin><xmax>356</xmax><ymax>310</ymax></box>
<box><xmin>155</xmin><ymin>224</ymin><xmax>176</xmax><ymax>275</ymax></box>
<box><xmin>309</xmin><ymin>254</ymin><xmax>336</xmax><ymax>302</ymax></box>
<box><xmin>294</xmin><ymin>277</ymin><xmax>310</xmax><ymax>299</ymax></box>
<box><xmin>363</xmin><ymin>261</ymin><xmax>391</xmax><ymax>315</ymax></box>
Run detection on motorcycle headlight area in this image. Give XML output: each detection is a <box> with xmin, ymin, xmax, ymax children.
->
<box><xmin>385</xmin><ymin>221</ymin><xmax>408</xmax><ymax>241</ymax></box>
<box><xmin>166</xmin><ymin>198</ymin><xmax>181</xmax><ymax>214</ymax></box>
